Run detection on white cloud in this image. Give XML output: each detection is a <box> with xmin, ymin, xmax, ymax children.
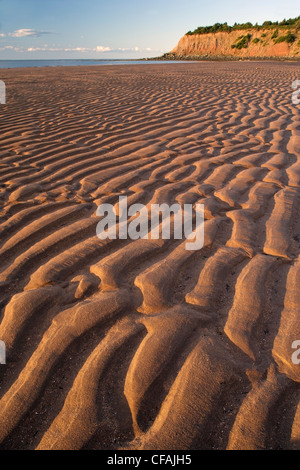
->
<box><xmin>63</xmin><ymin>46</ymin><xmax>112</xmax><ymax>53</ymax></box>
<box><xmin>13</xmin><ymin>44</ymin><xmax>160</xmax><ymax>55</ymax></box>
<box><xmin>116</xmin><ymin>47</ymin><xmax>140</xmax><ymax>52</ymax></box>
<box><xmin>95</xmin><ymin>45</ymin><xmax>112</xmax><ymax>52</ymax></box>
<box><xmin>9</xmin><ymin>28</ymin><xmax>51</xmax><ymax>38</ymax></box>
<box><xmin>27</xmin><ymin>47</ymin><xmax>60</xmax><ymax>52</ymax></box>
<box><xmin>0</xmin><ymin>45</ymin><xmax>22</xmax><ymax>51</ymax></box>
<box><xmin>64</xmin><ymin>47</ymin><xmax>90</xmax><ymax>52</ymax></box>
<box><xmin>0</xmin><ymin>33</ymin><xmax>5</xmax><ymax>38</ymax></box>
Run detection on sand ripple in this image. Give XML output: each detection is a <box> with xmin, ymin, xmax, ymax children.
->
<box><xmin>0</xmin><ymin>63</ymin><xmax>299</xmax><ymax>450</ymax></box>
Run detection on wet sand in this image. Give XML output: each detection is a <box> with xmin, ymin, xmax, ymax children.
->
<box><xmin>0</xmin><ymin>62</ymin><xmax>299</xmax><ymax>450</ymax></box>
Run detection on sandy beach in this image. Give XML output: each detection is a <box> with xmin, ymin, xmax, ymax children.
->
<box><xmin>0</xmin><ymin>62</ymin><xmax>299</xmax><ymax>450</ymax></box>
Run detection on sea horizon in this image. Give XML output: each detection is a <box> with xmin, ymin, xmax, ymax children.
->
<box><xmin>0</xmin><ymin>58</ymin><xmax>188</xmax><ymax>69</ymax></box>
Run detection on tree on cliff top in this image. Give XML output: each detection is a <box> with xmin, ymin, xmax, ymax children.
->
<box><xmin>186</xmin><ymin>16</ymin><xmax>300</xmax><ymax>35</ymax></box>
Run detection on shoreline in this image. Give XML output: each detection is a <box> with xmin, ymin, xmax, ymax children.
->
<box><xmin>145</xmin><ymin>54</ymin><xmax>300</xmax><ymax>62</ymax></box>
<box><xmin>0</xmin><ymin>56</ymin><xmax>300</xmax><ymax>71</ymax></box>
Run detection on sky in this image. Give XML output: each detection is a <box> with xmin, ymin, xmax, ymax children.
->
<box><xmin>0</xmin><ymin>0</ymin><xmax>299</xmax><ymax>60</ymax></box>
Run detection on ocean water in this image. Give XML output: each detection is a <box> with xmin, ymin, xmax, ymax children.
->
<box><xmin>0</xmin><ymin>59</ymin><xmax>185</xmax><ymax>69</ymax></box>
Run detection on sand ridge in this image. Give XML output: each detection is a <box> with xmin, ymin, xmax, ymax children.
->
<box><xmin>0</xmin><ymin>62</ymin><xmax>299</xmax><ymax>450</ymax></box>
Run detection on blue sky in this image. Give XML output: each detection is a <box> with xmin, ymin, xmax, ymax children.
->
<box><xmin>0</xmin><ymin>0</ymin><xmax>299</xmax><ymax>59</ymax></box>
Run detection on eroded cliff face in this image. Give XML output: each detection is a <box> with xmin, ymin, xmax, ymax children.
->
<box><xmin>171</xmin><ymin>29</ymin><xmax>300</xmax><ymax>58</ymax></box>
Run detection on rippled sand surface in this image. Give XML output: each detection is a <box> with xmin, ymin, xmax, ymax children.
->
<box><xmin>0</xmin><ymin>63</ymin><xmax>299</xmax><ymax>450</ymax></box>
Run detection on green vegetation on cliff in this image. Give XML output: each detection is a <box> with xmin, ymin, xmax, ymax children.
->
<box><xmin>274</xmin><ymin>32</ymin><xmax>296</xmax><ymax>43</ymax></box>
<box><xmin>231</xmin><ymin>34</ymin><xmax>252</xmax><ymax>49</ymax></box>
<box><xmin>186</xmin><ymin>16</ymin><xmax>300</xmax><ymax>36</ymax></box>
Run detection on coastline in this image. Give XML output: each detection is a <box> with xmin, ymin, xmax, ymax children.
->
<box><xmin>145</xmin><ymin>53</ymin><xmax>300</xmax><ymax>62</ymax></box>
<box><xmin>1</xmin><ymin>56</ymin><xmax>300</xmax><ymax>71</ymax></box>
<box><xmin>0</xmin><ymin>59</ymin><xmax>187</xmax><ymax>70</ymax></box>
